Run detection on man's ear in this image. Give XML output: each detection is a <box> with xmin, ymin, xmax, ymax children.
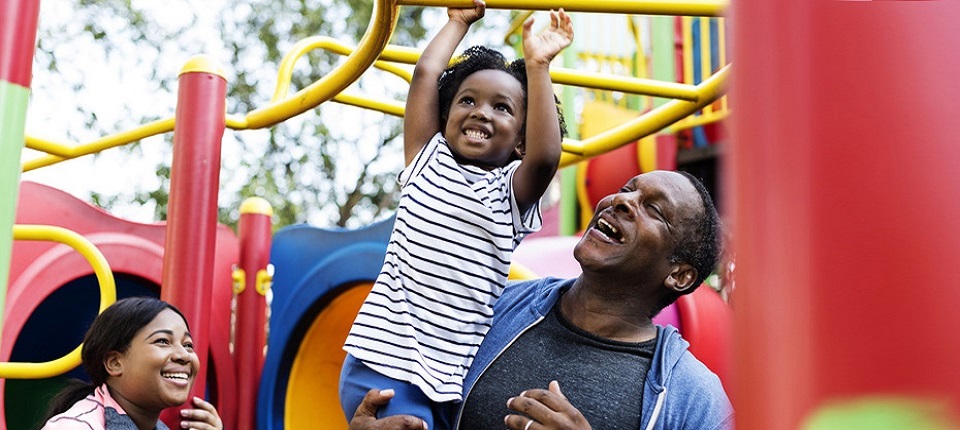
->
<box><xmin>105</xmin><ymin>351</ymin><xmax>124</xmax><ymax>377</ymax></box>
<box><xmin>665</xmin><ymin>263</ymin><xmax>698</xmax><ymax>294</ymax></box>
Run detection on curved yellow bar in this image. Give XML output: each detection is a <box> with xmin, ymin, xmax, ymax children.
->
<box><xmin>0</xmin><ymin>225</ymin><xmax>117</xmax><ymax>379</ymax></box>
<box><xmin>397</xmin><ymin>0</ymin><xmax>727</xmax><ymax>17</ymax></box>
<box><xmin>559</xmin><ymin>64</ymin><xmax>729</xmax><ymax>165</ymax></box>
<box><xmin>24</xmin><ymin>136</ymin><xmax>75</xmax><ymax>158</ymax></box>
<box><xmin>22</xmin><ymin>117</ymin><xmax>175</xmax><ymax>172</ymax></box>
<box><xmin>270</xmin><ymin>37</ymin><xmax>414</xmax><ymax>103</ymax></box>
<box><xmin>669</xmin><ymin>109</ymin><xmax>730</xmax><ymax>132</ymax></box>
<box><xmin>503</xmin><ymin>10</ymin><xmax>535</xmax><ymax>45</ymax></box>
<box><xmin>333</xmin><ymin>92</ymin><xmax>406</xmax><ymax>117</ymax></box>
<box><xmin>243</xmin><ymin>0</ymin><xmax>400</xmax><ymax>129</ymax></box>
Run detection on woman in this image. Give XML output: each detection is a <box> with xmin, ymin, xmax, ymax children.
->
<box><xmin>40</xmin><ymin>297</ymin><xmax>222</xmax><ymax>430</ymax></box>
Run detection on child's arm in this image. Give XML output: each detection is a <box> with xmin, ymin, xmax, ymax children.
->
<box><xmin>404</xmin><ymin>0</ymin><xmax>486</xmax><ymax>166</ymax></box>
<box><xmin>512</xmin><ymin>9</ymin><xmax>574</xmax><ymax>212</ymax></box>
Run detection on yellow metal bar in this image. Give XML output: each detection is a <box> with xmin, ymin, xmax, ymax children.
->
<box><xmin>551</xmin><ymin>68</ymin><xmax>699</xmax><ymax>101</ymax></box>
<box><xmin>560</xmin><ymin>64</ymin><xmax>729</xmax><ymax>160</ymax></box>
<box><xmin>0</xmin><ymin>225</ymin><xmax>116</xmax><ymax>379</ymax></box>
<box><xmin>226</xmin><ymin>114</ymin><xmax>250</xmax><ymax>130</ymax></box>
<box><xmin>397</xmin><ymin>0</ymin><xmax>727</xmax><ymax>17</ymax></box>
<box><xmin>21</xmin><ymin>117</ymin><xmax>175</xmax><ymax>172</ymax></box>
<box><xmin>24</xmin><ymin>136</ymin><xmax>75</xmax><ymax>158</ymax></box>
<box><xmin>21</xmin><ymin>0</ymin><xmax>730</xmax><ymax>174</ymax></box>
<box><xmin>717</xmin><ymin>17</ymin><xmax>728</xmax><ymax>111</ymax></box>
<box><xmin>332</xmin><ymin>92</ymin><xmax>406</xmax><ymax>117</ymax></box>
<box><xmin>270</xmin><ymin>36</ymin><xmax>413</xmax><ymax>103</ymax></box>
<box><xmin>668</xmin><ymin>109</ymin><xmax>729</xmax><ymax>132</ymax></box>
<box><xmin>504</xmin><ymin>11</ymin><xmax>535</xmax><ymax>45</ymax></box>
<box><xmin>243</xmin><ymin>0</ymin><xmax>400</xmax><ymax>129</ymax></box>
<box><xmin>682</xmin><ymin>16</ymin><xmax>694</xmax><ymax>85</ymax></box>
<box><xmin>699</xmin><ymin>17</ymin><xmax>712</xmax><ymax>115</ymax></box>
<box><xmin>377</xmin><ymin>45</ymin><xmax>423</xmax><ymax>65</ymax></box>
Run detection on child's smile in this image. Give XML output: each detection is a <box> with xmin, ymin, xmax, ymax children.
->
<box><xmin>444</xmin><ymin>69</ymin><xmax>525</xmax><ymax>170</ymax></box>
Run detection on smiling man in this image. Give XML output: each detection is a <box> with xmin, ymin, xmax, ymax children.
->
<box><xmin>350</xmin><ymin>170</ymin><xmax>733</xmax><ymax>430</ymax></box>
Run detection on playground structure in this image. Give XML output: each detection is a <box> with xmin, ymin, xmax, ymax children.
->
<box><xmin>5</xmin><ymin>0</ymin><xmax>960</xmax><ymax>429</ymax></box>
<box><xmin>2</xmin><ymin>1</ymin><xmax>731</xmax><ymax>428</ymax></box>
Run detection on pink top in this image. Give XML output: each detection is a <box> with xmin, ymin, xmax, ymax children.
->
<box><xmin>41</xmin><ymin>384</ymin><xmax>126</xmax><ymax>430</ymax></box>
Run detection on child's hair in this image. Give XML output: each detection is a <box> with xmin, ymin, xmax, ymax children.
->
<box><xmin>438</xmin><ymin>46</ymin><xmax>568</xmax><ymax>141</ymax></box>
<box><xmin>40</xmin><ymin>297</ymin><xmax>188</xmax><ymax>426</ymax></box>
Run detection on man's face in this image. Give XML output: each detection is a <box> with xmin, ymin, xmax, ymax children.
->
<box><xmin>575</xmin><ymin>171</ymin><xmax>701</xmax><ymax>278</ymax></box>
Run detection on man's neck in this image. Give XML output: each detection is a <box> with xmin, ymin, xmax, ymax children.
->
<box><xmin>560</xmin><ymin>276</ymin><xmax>658</xmax><ymax>343</ymax></box>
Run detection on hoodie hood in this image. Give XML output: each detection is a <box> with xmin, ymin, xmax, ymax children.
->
<box><xmin>647</xmin><ymin>325</ymin><xmax>690</xmax><ymax>393</ymax></box>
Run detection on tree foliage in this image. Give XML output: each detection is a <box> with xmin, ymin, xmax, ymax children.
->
<box><xmin>30</xmin><ymin>0</ymin><xmax>446</xmax><ymax>229</ymax></box>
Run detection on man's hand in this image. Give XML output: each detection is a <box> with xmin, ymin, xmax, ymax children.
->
<box><xmin>505</xmin><ymin>381</ymin><xmax>591</xmax><ymax>430</ymax></box>
<box><xmin>349</xmin><ymin>389</ymin><xmax>427</xmax><ymax>430</ymax></box>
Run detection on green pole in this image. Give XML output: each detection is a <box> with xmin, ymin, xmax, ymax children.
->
<box><xmin>559</xmin><ymin>32</ymin><xmax>580</xmax><ymax>236</ymax></box>
<box><xmin>0</xmin><ymin>0</ymin><xmax>42</xmax><ymax>342</ymax></box>
<box><xmin>650</xmin><ymin>16</ymin><xmax>677</xmax><ymax>108</ymax></box>
<box><xmin>0</xmin><ymin>83</ymin><xmax>30</xmax><ymax>338</ymax></box>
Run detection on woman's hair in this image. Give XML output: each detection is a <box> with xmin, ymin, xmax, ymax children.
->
<box><xmin>40</xmin><ymin>297</ymin><xmax>188</xmax><ymax>425</ymax></box>
<box><xmin>437</xmin><ymin>46</ymin><xmax>568</xmax><ymax>144</ymax></box>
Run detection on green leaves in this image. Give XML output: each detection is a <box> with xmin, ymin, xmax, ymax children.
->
<box><xmin>32</xmin><ymin>0</ymin><xmax>442</xmax><ymax>230</ymax></box>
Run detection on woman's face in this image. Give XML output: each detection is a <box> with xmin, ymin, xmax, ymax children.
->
<box><xmin>107</xmin><ymin>308</ymin><xmax>198</xmax><ymax>413</ymax></box>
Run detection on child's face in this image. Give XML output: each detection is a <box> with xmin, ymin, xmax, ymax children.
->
<box><xmin>107</xmin><ymin>308</ymin><xmax>198</xmax><ymax>412</ymax></box>
<box><xmin>443</xmin><ymin>69</ymin><xmax>525</xmax><ymax>169</ymax></box>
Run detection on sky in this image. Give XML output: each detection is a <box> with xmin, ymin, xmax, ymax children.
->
<box><xmin>20</xmin><ymin>0</ymin><xmax>231</xmax><ymax>222</ymax></box>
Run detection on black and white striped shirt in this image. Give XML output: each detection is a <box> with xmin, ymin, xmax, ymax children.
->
<box><xmin>344</xmin><ymin>133</ymin><xmax>541</xmax><ymax>402</ymax></box>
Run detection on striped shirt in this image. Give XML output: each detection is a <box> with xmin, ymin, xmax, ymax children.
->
<box><xmin>344</xmin><ymin>133</ymin><xmax>541</xmax><ymax>402</ymax></box>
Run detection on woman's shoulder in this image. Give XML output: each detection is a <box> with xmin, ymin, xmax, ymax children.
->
<box><xmin>40</xmin><ymin>394</ymin><xmax>107</xmax><ymax>430</ymax></box>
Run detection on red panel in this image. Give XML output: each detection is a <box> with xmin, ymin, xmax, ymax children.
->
<box><xmin>676</xmin><ymin>286</ymin><xmax>731</xmax><ymax>387</ymax></box>
<box><xmin>7</xmin><ymin>181</ymin><xmax>238</xmax><ymax>429</ymax></box>
<box><xmin>583</xmin><ymin>141</ymin><xmax>640</xmax><ymax>209</ymax></box>
<box><xmin>655</xmin><ymin>134</ymin><xmax>677</xmax><ymax>171</ymax></box>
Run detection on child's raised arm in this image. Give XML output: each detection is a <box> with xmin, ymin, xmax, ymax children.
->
<box><xmin>512</xmin><ymin>9</ymin><xmax>574</xmax><ymax>212</ymax></box>
<box><xmin>404</xmin><ymin>0</ymin><xmax>486</xmax><ymax>166</ymax></box>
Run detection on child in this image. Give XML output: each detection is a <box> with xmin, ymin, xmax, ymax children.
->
<box><xmin>341</xmin><ymin>1</ymin><xmax>573</xmax><ymax>427</ymax></box>
<box><xmin>41</xmin><ymin>297</ymin><xmax>222</xmax><ymax>430</ymax></box>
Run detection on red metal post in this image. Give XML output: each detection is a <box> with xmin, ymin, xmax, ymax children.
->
<box><xmin>731</xmin><ymin>1</ymin><xmax>960</xmax><ymax>428</ymax></box>
<box><xmin>159</xmin><ymin>56</ymin><xmax>227</xmax><ymax>428</ymax></box>
<box><xmin>235</xmin><ymin>197</ymin><xmax>272</xmax><ymax>429</ymax></box>
<box><xmin>0</xmin><ymin>0</ymin><xmax>40</xmax><ymax>89</ymax></box>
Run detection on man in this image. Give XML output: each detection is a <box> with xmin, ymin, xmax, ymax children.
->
<box><xmin>348</xmin><ymin>170</ymin><xmax>733</xmax><ymax>430</ymax></box>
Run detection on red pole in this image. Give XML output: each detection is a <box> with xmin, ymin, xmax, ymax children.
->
<box><xmin>0</xmin><ymin>0</ymin><xmax>39</xmax><ymax>89</ymax></box>
<box><xmin>159</xmin><ymin>55</ymin><xmax>226</xmax><ymax>428</ymax></box>
<box><xmin>731</xmin><ymin>1</ymin><xmax>960</xmax><ymax>429</ymax></box>
<box><xmin>235</xmin><ymin>197</ymin><xmax>272</xmax><ymax>429</ymax></box>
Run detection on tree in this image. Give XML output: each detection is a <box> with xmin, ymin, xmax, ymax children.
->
<box><xmin>26</xmin><ymin>0</ymin><xmax>484</xmax><ymax>229</ymax></box>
